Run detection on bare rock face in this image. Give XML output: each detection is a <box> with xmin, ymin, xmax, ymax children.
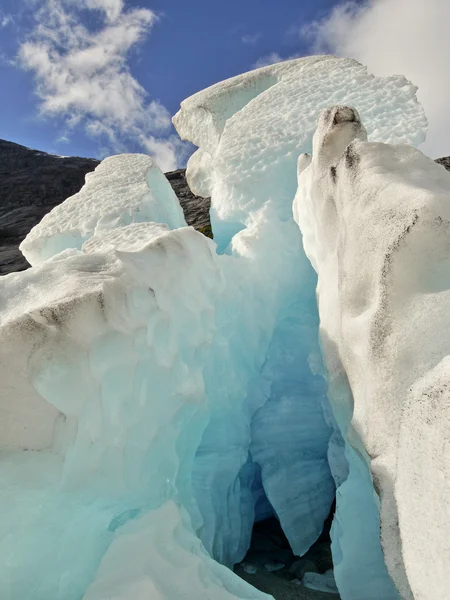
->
<box><xmin>0</xmin><ymin>140</ymin><xmax>100</xmax><ymax>274</ymax></box>
<box><xmin>0</xmin><ymin>140</ymin><xmax>211</xmax><ymax>275</ymax></box>
<box><xmin>436</xmin><ymin>156</ymin><xmax>450</xmax><ymax>172</ymax></box>
<box><xmin>165</xmin><ymin>168</ymin><xmax>212</xmax><ymax>238</ymax></box>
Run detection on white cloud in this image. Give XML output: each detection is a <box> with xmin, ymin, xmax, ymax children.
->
<box><xmin>139</xmin><ymin>135</ymin><xmax>186</xmax><ymax>173</ymax></box>
<box><xmin>242</xmin><ymin>32</ymin><xmax>261</xmax><ymax>45</ymax></box>
<box><xmin>253</xmin><ymin>52</ymin><xmax>283</xmax><ymax>68</ymax></box>
<box><xmin>1</xmin><ymin>13</ymin><xmax>13</xmax><ymax>27</ymax></box>
<box><xmin>84</xmin><ymin>0</ymin><xmax>124</xmax><ymax>22</ymax></box>
<box><xmin>17</xmin><ymin>0</ymin><xmax>182</xmax><ymax>170</ymax></box>
<box><xmin>55</xmin><ymin>134</ymin><xmax>70</xmax><ymax>144</ymax></box>
<box><xmin>253</xmin><ymin>51</ymin><xmax>302</xmax><ymax>69</ymax></box>
<box><xmin>303</xmin><ymin>0</ymin><xmax>450</xmax><ymax>158</ymax></box>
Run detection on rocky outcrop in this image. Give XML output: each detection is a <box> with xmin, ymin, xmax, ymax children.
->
<box><xmin>0</xmin><ymin>140</ymin><xmax>100</xmax><ymax>274</ymax></box>
<box><xmin>165</xmin><ymin>168</ymin><xmax>212</xmax><ymax>237</ymax></box>
<box><xmin>436</xmin><ymin>156</ymin><xmax>450</xmax><ymax>171</ymax></box>
<box><xmin>0</xmin><ymin>140</ymin><xmax>210</xmax><ymax>275</ymax></box>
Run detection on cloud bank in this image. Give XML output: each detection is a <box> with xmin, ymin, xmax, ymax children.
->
<box><xmin>18</xmin><ymin>0</ymin><xmax>182</xmax><ymax>170</ymax></box>
<box><xmin>303</xmin><ymin>0</ymin><xmax>450</xmax><ymax>158</ymax></box>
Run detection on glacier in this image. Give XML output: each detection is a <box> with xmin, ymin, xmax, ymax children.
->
<box><xmin>294</xmin><ymin>104</ymin><xmax>450</xmax><ymax>600</ymax></box>
<box><xmin>0</xmin><ymin>53</ymin><xmax>444</xmax><ymax>600</ymax></box>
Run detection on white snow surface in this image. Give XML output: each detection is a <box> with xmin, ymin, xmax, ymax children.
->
<box><xmin>294</xmin><ymin>105</ymin><xmax>450</xmax><ymax>600</ymax></box>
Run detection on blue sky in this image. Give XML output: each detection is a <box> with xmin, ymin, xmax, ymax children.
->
<box><xmin>0</xmin><ymin>0</ymin><xmax>341</xmax><ymax>169</ymax></box>
<box><xmin>0</xmin><ymin>0</ymin><xmax>449</xmax><ymax>170</ymax></box>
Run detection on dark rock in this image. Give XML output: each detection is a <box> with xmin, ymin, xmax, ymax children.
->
<box><xmin>0</xmin><ymin>139</ymin><xmax>100</xmax><ymax>274</ymax></box>
<box><xmin>289</xmin><ymin>559</ymin><xmax>320</xmax><ymax>580</ymax></box>
<box><xmin>252</xmin><ymin>517</ymin><xmax>292</xmax><ymax>550</ymax></box>
<box><xmin>250</xmin><ymin>531</ymin><xmax>281</xmax><ymax>553</ymax></box>
<box><xmin>236</xmin><ymin>513</ymin><xmax>340</xmax><ymax>598</ymax></box>
<box><xmin>301</xmin><ymin>542</ymin><xmax>333</xmax><ymax>575</ymax></box>
<box><xmin>0</xmin><ymin>139</ymin><xmax>211</xmax><ymax>275</ymax></box>
<box><xmin>235</xmin><ymin>565</ymin><xmax>340</xmax><ymax>599</ymax></box>
<box><xmin>164</xmin><ymin>168</ymin><xmax>212</xmax><ymax>238</ymax></box>
<box><xmin>436</xmin><ymin>156</ymin><xmax>450</xmax><ymax>171</ymax></box>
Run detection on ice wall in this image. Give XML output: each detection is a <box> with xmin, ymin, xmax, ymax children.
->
<box><xmin>175</xmin><ymin>55</ymin><xmax>426</xmax><ymax>587</ymax></box>
<box><xmin>0</xmin><ymin>56</ymin><xmax>429</xmax><ymax>600</ymax></box>
<box><xmin>294</xmin><ymin>105</ymin><xmax>450</xmax><ymax>600</ymax></box>
<box><xmin>1</xmin><ymin>220</ymin><xmax>271</xmax><ymax>600</ymax></box>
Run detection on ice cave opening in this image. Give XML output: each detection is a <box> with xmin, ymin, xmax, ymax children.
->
<box><xmin>191</xmin><ymin>179</ymin><xmax>345</xmax><ymax>598</ymax></box>
<box><xmin>235</xmin><ymin>498</ymin><xmax>338</xmax><ymax>598</ymax></box>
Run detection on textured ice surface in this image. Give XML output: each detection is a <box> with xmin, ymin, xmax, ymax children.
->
<box><xmin>294</xmin><ymin>105</ymin><xmax>450</xmax><ymax>600</ymax></box>
<box><xmin>174</xmin><ymin>55</ymin><xmax>426</xmax><ymax>249</ymax></box>
<box><xmin>20</xmin><ymin>154</ymin><xmax>186</xmax><ymax>266</ymax></box>
<box><xmin>1</xmin><ymin>56</ymin><xmax>429</xmax><ymax>599</ymax></box>
<box><xmin>175</xmin><ymin>55</ymin><xmax>426</xmax><ymax>576</ymax></box>
<box><xmin>0</xmin><ymin>223</ymin><xmax>243</xmax><ymax>600</ymax></box>
<box><xmin>83</xmin><ymin>501</ymin><xmax>270</xmax><ymax>600</ymax></box>
<box><xmin>249</xmin><ymin>296</ymin><xmax>335</xmax><ymax>557</ymax></box>
<box><xmin>189</xmin><ymin>204</ymin><xmax>324</xmax><ymax>567</ymax></box>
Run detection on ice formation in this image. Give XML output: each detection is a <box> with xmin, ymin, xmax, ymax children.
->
<box><xmin>294</xmin><ymin>105</ymin><xmax>450</xmax><ymax>600</ymax></box>
<box><xmin>20</xmin><ymin>154</ymin><xmax>186</xmax><ymax>266</ymax></box>
<box><xmin>175</xmin><ymin>55</ymin><xmax>426</xmax><ymax>596</ymax></box>
<box><xmin>0</xmin><ymin>54</ymin><xmax>438</xmax><ymax>600</ymax></box>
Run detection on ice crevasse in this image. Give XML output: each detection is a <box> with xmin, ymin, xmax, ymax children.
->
<box><xmin>0</xmin><ymin>54</ymin><xmax>444</xmax><ymax>600</ymax></box>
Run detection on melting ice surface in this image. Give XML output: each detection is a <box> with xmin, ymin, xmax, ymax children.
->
<box><xmin>0</xmin><ymin>56</ymin><xmax>430</xmax><ymax>599</ymax></box>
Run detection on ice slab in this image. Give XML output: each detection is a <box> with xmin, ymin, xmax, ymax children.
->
<box><xmin>83</xmin><ymin>501</ymin><xmax>271</xmax><ymax>600</ymax></box>
<box><xmin>20</xmin><ymin>154</ymin><xmax>186</xmax><ymax>266</ymax></box>
<box><xmin>250</xmin><ymin>298</ymin><xmax>335</xmax><ymax>557</ymax></box>
<box><xmin>1</xmin><ymin>223</ymin><xmax>264</xmax><ymax>599</ymax></box>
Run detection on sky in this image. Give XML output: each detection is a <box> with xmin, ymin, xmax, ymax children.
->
<box><xmin>0</xmin><ymin>0</ymin><xmax>448</xmax><ymax>171</ymax></box>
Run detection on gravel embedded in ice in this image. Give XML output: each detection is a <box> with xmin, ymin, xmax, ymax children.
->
<box><xmin>243</xmin><ymin>564</ymin><xmax>259</xmax><ymax>575</ymax></box>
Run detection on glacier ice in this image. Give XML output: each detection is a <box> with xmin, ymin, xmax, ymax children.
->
<box><xmin>174</xmin><ymin>56</ymin><xmax>426</xmax><ymax>251</ymax></box>
<box><xmin>175</xmin><ymin>54</ymin><xmax>427</xmax><ymax>587</ymax></box>
<box><xmin>20</xmin><ymin>154</ymin><xmax>186</xmax><ymax>266</ymax></box>
<box><xmin>0</xmin><ymin>54</ymin><xmax>434</xmax><ymax>600</ymax></box>
<box><xmin>294</xmin><ymin>104</ymin><xmax>450</xmax><ymax>600</ymax></box>
<box><xmin>0</xmin><ymin>222</ymin><xmax>241</xmax><ymax>600</ymax></box>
